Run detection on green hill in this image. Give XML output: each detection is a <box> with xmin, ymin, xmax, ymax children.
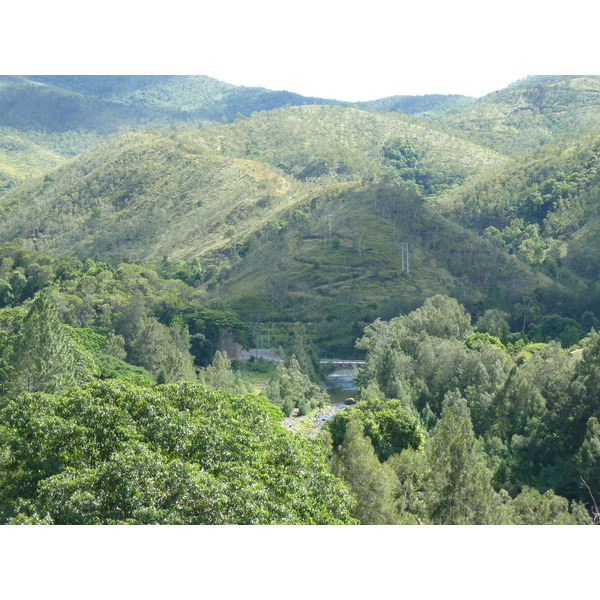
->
<box><xmin>26</xmin><ymin>75</ymin><xmax>344</xmax><ymax>120</ymax></box>
<box><xmin>439</xmin><ymin>75</ymin><xmax>600</xmax><ymax>155</ymax></box>
<box><xmin>2</xmin><ymin>81</ymin><xmax>599</xmax><ymax>349</ymax></box>
<box><xmin>194</xmin><ymin>105</ymin><xmax>507</xmax><ymax>193</ymax></box>
<box><xmin>4</xmin><ymin>74</ymin><xmax>595</xmax><ymax>195</ymax></box>
<box><xmin>1</xmin><ymin>74</ymin><xmax>346</xmax><ymax>140</ymax></box>
<box><xmin>0</xmin><ymin>75</ymin><xmax>343</xmax><ymax>191</ymax></box>
<box><xmin>0</xmin><ymin>105</ymin><xmax>508</xmax><ymax>261</ymax></box>
<box><xmin>212</xmin><ymin>183</ymin><xmax>568</xmax><ymax>349</ymax></box>
<box><xmin>0</xmin><ymin>130</ymin><xmax>304</xmax><ymax>261</ymax></box>
<box><xmin>0</xmin><ymin>76</ymin><xmax>152</xmax><ymax>134</ymax></box>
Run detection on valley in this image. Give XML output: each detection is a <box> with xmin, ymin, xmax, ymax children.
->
<box><xmin>0</xmin><ymin>74</ymin><xmax>599</xmax><ymax>525</ymax></box>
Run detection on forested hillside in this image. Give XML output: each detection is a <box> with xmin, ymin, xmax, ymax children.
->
<box><xmin>0</xmin><ymin>75</ymin><xmax>488</xmax><ymax>193</ymax></box>
<box><xmin>0</xmin><ymin>104</ymin><xmax>508</xmax><ymax>263</ymax></box>
<box><xmin>437</xmin><ymin>132</ymin><xmax>600</xmax><ymax>279</ymax></box>
<box><xmin>0</xmin><ymin>106</ymin><xmax>563</xmax><ymax>350</ymax></box>
<box><xmin>0</xmin><ymin>130</ymin><xmax>301</xmax><ymax>261</ymax></box>
<box><xmin>0</xmin><ymin>75</ymin><xmax>342</xmax><ymax>193</ymax></box>
<box><xmin>0</xmin><ymin>74</ymin><xmax>599</xmax><ymax>525</ymax></box>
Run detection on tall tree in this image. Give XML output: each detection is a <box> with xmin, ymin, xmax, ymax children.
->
<box><xmin>8</xmin><ymin>291</ymin><xmax>85</xmax><ymax>395</ymax></box>
<box><xmin>403</xmin><ymin>294</ymin><xmax>472</xmax><ymax>340</ymax></box>
<box><xmin>329</xmin><ymin>415</ymin><xmax>400</xmax><ymax>524</ymax></box>
<box><xmin>266</xmin><ymin>356</ymin><xmax>328</xmax><ymax>416</ymax></box>
<box><xmin>127</xmin><ymin>317</ymin><xmax>196</xmax><ymax>383</ymax></box>
<box><xmin>424</xmin><ymin>392</ymin><xmax>501</xmax><ymax>524</ymax></box>
<box><xmin>199</xmin><ymin>350</ymin><xmax>246</xmax><ymax>395</ymax></box>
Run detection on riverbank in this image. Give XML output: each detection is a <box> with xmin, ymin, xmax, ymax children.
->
<box><xmin>281</xmin><ymin>403</ymin><xmax>343</xmax><ymax>438</ymax></box>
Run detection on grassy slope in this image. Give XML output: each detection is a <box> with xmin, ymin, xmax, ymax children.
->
<box><xmin>214</xmin><ymin>183</ymin><xmax>562</xmax><ymax>348</ymax></box>
<box><xmin>0</xmin><ymin>132</ymin><xmax>65</xmax><ymax>193</ymax></box>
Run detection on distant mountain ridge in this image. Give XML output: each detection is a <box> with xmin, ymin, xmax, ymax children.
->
<box><xmin>5</xmin><ymin>74</ymin><xmax>598</xmax><ymax>196</ymax></box>
<box><xmin>0</xmin><ymin>75</ymin><xmax>473</xmax><ymax>193</ymax></box>
<box><xmin>440</xmin><ymin>75</ymin><xmax>600</xmax><ymax>154</ymax></box>
<box><xmin>358</xmin><ymin>93</ymin><xmax>475</xmax><ymax>116</ymax></box>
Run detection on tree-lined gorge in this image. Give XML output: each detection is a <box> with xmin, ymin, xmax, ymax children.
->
<box><xmin>0</xmin><ymin>74</ymin><xmax>599</xmax><ymax>524</ymax></box>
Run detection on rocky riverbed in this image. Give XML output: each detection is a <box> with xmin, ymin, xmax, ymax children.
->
<box><xmin>281</xmin><ymin>404</ymin><xmax>343</xmax><ymax>437</ymax></box>
<box><xmin>281</xmin><ymin>367</ymin><xmax>357</xmax><ymax>437</ymax></box>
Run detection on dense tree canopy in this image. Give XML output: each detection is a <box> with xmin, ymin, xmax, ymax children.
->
<box><xmin>328</xmin><ymin>295</ymin><xmax>596</xmax><ymax>523</ymax></box>
<box><xmin>0</xmin><ymin>381</ymin><xmax>356</xmax><ymax>524</ymax></box>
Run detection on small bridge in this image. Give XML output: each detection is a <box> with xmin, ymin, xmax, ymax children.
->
<box><xmin>320</xmin><ymin>359</ymin><xmax>366</xmax><ymax>368</ymax></box>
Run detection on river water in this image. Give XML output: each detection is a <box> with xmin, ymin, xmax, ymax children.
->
<box><xmin>323</xmin><ymin>368</ymin><xmax>358</xmax><ymax>406</ymax></box>
<box><xmin>314</xmin><ymin>368</ymin><xmax>358</xmax><ymax>427</ymax></box>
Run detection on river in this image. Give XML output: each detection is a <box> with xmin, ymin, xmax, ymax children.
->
<box><xmin>314</xmin><ymin>368</ymin><xmax>358</xmax><ymax>427</ymax></box>
<box><xmin>323</xmin><ymin>368</ymin><xmax>358</xmax><ymax>406</ymax></box>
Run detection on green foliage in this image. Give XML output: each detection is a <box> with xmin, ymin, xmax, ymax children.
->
<box><xmin>423</xmin><ymin>393</ymin><xmax>502</xmax><ymax>524</ymax></box>
<box><xmin>205</xmin><ymin>104</ymin><xmax>504</xmax><ymax>189</ymax></box>
<box><xmin>126</xmin><ymin>317</ymin><xmax>196</xmax><ymax>383</ymax></box>
<box><xmin>465</xmin><ymin>332</ymin><xmax>508</xmax><ymax>354</ymax></box>
<box><xmin>281</xmin><ymin>322</ymin><xmax>321</xmax><ymax>383</ymax></box>
<box><xmin>6</xmin><ymin>290</ymin><xmax>93</xmax><ymax>395</ymax></box>
<box><xmin>476</xmin><ymin>309</ymin><xmax>510</xmax><ymax>342</ymax></box>
<box><xmin>0</xmin><ymin>130</ymin><xmax>66</xmax><ymax>194</ymax></box>
<box><xmin>576</xmin><ymin>417</ymin><xmax>600</xmax><ymax>507</ymax></box>
<box><xmin>2</xmin><ymin>75</ymin><xmax>600</xmax><ymax>525</ymax></box>
<box><xmin>508</xmin><ymin>486</ymin><xmax>590</xmax><ymax>525</ymax></box>
<box><xmin>386</xmin><ymin>448</ymin><xmax>428</xmax><ymax>523</ymax></box>
<box><xmin>438</xmin><ymin>130</ymin><xmax>600</xmax><ymax>288</ymax></box>
<box><xmin>566</xmin><ymin>331</ymin><xmax>600</xmax><ymax>450</ymax></box>
<box><xmin>403</xmin><ymin>294</ymin><xmax>472</xmax><ymax>340</ymax></box>
<box><xmin>329</xmin><ymin>415</ymin><xmax>399</xmax><ymax>524</ymax></box>
<box><xmin>0</xmin><ymin>243</ymin><xmax>244</xmax><ymax>381</ymax></box>
<box><xmin>0</xmin><ymin>381</ymin><xmax>356</xmax><ymax>524</ymax></box>
<box><xmin>265</xmin><ymin>356</ymin><xmax>328</xmax><ymax>416</ymax></box>
<box><xmin>327</xmin><ymin>398</ymin><xmax>425</xmax><ymax>462</ymax></box>
<box><xmin>198</xmin><ymin>350</ymin><xmax>246</xmax><ymax>395</ymax></box>
<box><xmin>0</xmin><ymin>96</ymin><xmax>572</xmax><ymax>355</ymax></box>
<box><xmin>350</xmin><ymin>293</ymin><xmax>600</xmax><ymax>520</ymax></box>
<box><xmin>528</xmin><ymin>314</ymin><xmax>583</xmax><ymax>348</ymax></box>
<box><xmin>356</xmin><ymin>296</ymin><xmax>511</xmax><ymax>424</ymax></box>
